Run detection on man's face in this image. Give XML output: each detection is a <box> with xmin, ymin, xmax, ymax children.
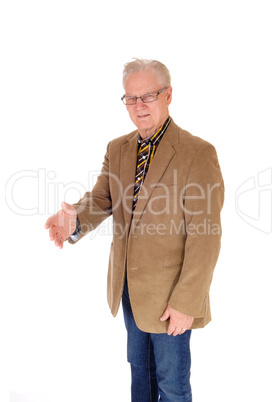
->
<box><xmin>124</xmin><ymin>69</ymin><xmax>172</xmax><ymax>139</ymax></box>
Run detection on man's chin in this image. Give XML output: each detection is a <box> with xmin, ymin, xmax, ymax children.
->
<box><xmin>135</xmin><ymin>118</ymin><xmax>151</xmax><ymax>128</ymax></box>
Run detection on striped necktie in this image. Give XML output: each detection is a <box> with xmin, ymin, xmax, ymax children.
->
<box><xmin>133</xmin><ymin>138</ymin><xmax>152</xmax><ymax>211</ymax></box>
<box><xmin>132</xmin><ymin>117</ymin><xmax>171</xmax><ymax>211</ymax></box>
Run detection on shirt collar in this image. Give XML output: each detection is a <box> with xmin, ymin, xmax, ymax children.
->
<box><xmin>137</xmin><ymin>116</ymin><xmax>171</xmax><ymax>145</ymax></box>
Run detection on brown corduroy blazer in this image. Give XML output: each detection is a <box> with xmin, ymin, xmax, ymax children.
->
<box><xmin>68</xmin><ymin>120</ymin><xmax>224</xmax><ymax>333</ymax></box>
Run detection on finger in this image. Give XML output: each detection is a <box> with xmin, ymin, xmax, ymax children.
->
<box><xmin>167</xmin><ymin>321</ymin><xmax>176</xmax><ymax>336</ymax></box>
<box><xmin>54</xmin><ymin>233</ymin><xmax>63</xmax><ymax>248</ymax></box>
<box><xmin>173</xmin><ymin>327</ymin><xmax>183</xmax><ymax>337</ymax></box>
<box><xmin>54</xmin><ymin>233</ymin><xmax>59</xmax><ymax>247</ymax></box>
<box><xmin>58</xmin><ymin>237</ymin><xmax>64</xmax><ymax>249</ymax></box>
<box><xmin>58</xmin><ymin>235</ymin><xmax>65</xmax><ymax>249</ymax></box>
<box><xmin>160</xmin><ymin>308</ymin><xmax>170</xmax><ymax>322</ymax></box>
<box><xmin>59</xmin><ymin>233</ymin><xmax>66</xmax><ymax>249</ymax></box>
<box><xmin>61</xmin><ymin>202</ymin><xmax>74</xmax><ymax>215</ymax></box>
<box><xmin>45</xmin><ymin>215</ymin><xmax>57</xmax><ymax>229</ymax></box>
<box><xmin>49</xmin><ymin>225</ymin><xmax>58</xmax><ymax>241</ymax></box>
<box><xmin>61</xmin><ymin>201</ymin><xmax>70</xmax><ymax>209</ymax></box>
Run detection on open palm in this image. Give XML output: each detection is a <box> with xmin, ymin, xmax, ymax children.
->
<box><xmin>45</xmin><ymin>202</ymin><xmax>77</xmax><ymax>249</ymax></box>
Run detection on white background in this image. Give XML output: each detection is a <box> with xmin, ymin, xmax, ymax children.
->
<box><xmin>1</xmin><ymin>0</ymin><xmax>276</xmax><ymax>401</ymax></box>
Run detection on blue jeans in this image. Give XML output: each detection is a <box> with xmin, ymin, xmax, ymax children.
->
<box><xmin>122</xmin><ymin>279</ymin><xmax>192</xmax><ymax>402</ymax></box>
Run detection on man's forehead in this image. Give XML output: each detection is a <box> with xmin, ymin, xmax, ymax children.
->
<box><xmin>124</xmin><ymin>70</ymin><xmax>160</xmax><ymax>95</ymax></box>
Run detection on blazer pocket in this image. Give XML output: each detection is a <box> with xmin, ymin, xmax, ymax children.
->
<box><xmin>154</xmin><ymin>183</ymin><xmax>177</xmax><ymax>188</ymax></box>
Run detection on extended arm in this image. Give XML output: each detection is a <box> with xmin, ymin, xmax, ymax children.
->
<box><xmin>45</xmin><ymin>143</ymin><xmax>112</xmax><ymax>248</ymax></box>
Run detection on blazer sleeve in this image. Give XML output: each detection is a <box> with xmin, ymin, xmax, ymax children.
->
<box><xmin>68</xmin><ymin>142</ymin><xmax>112</xmax><ymax>244</ymax></box>
<box><xmin>168</xmin><ymin>143</ymin><xmax>224</xmax><ymax>318</ymax></box>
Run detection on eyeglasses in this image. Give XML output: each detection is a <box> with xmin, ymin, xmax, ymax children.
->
<box><xmin>121</xmin><ymin>87</ymin><xmax>167</xmax><ymax>105</ymax></box>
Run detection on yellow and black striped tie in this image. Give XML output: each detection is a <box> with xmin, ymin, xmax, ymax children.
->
<box><xmin>132</xmin><ymin>116</ymin><xmax>171</xmax><ymax>211</ymax></box>
<box><xmin>133</xmin><ymin>139</ymin><xmax>153</xmax><ymax>211</ymax></box>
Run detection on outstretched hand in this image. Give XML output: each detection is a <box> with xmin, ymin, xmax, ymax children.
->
<box><xmin>44</xmin><ymin>202</ymin><xmax>77</xmax><ymax>249</ymax></box>
<box><xmin>160</xmin><ymin>305</ymin><xmax>194</xmax><ymax>336</ymax></box>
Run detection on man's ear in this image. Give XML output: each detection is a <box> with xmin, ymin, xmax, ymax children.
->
<box><xmin>166</xmin><ymin>86</ymin><xmax>173</xmax><ymax>105</ymax></box>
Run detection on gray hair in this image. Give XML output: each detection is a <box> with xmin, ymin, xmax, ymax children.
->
<box><xmin>122</xmin><ymin>58</ymin><xmax>171</xmax><ymax>89</ymax></box>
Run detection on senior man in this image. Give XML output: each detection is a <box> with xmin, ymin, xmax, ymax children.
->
<box><xmin>45</xmin><ymin>58</ymin><xmax>224</xmax><ymax>401</ymax></box>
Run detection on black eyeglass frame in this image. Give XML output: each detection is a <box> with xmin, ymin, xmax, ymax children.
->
<box><xmin>121</xmin><ymin>87</ymin><xmax>167</xmax><ymax>105</ymax></box>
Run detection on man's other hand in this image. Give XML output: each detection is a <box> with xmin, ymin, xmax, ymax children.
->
<box><xmin>160</xmin><ymin>305</ymin><xmax>194</xmax><ymax>336</ymax></box>
<box><xmin>44</xmin><ymin>202</ymin><xmax>77</xmax><ymax>249</ymax></box>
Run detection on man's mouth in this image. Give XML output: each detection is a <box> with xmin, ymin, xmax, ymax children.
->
<box><xmin>137</xmin><ymin>114</ymin><xmax>150</xmax><ymax>118</ymax></box>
